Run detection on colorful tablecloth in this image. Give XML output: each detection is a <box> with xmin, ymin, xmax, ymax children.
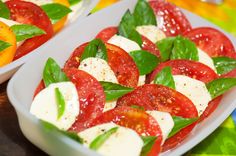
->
<box><xmin>93</xmin><ymin>0</ymin><xmax>236</xmax><ymax>155</ymax></box>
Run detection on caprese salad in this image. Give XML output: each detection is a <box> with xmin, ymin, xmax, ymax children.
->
<box><xmin>0</xmin><ymin>0</ymin><xmax>83</xmax><ymax>67</ymax></box>
<box><xmin>30</xmin><ymin>0</ymin><xmax>236</xmax><ymax>155</ymax></box>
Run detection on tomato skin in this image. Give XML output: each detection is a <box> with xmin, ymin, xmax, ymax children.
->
<box><xmin>64</xmin><ymin>42</ymin><xmax>139</xmax><ymax>88</ymax></box>
<box><xmin>64</xmin><ymin>68</ymin><xmax>106</xmax><ymax>132</ymax></box>
<box><xmin>149</xmin><ymin>0</ymin><xmax>192</xmax><ymax>37</ymax></box>
<box><xmin>95</xmin><ymin>26</ymin><xmax>118</xmax><ymax>42</ymax></box>
<box><xmin>141</xmin><ymin>35</ymin><xmax>160</xmax><ymax>57</ymax></box>
<box><xmin>183</xmin><ymin>27</ymin><xmax>236</xmax><ymax>58</ymax></box>
<box><xmin>33</xmin><ymin>80</ymin><xmax>45</xmax><ymax>98</ymax></box>
<box><xmin>0</xmin><ymin>21</ymin><xmax>17</xmax><ymax>67</ymax></box>
<box><xmin>6</xmin><ymin>0</ymin><xmax>54</xmax><ymax>60</ymax></box>
<box><xmin>147</xmin><ymin>59</ymin><xmax>218</xmax><ymax>84</ymax></box>
<box><xmin>91</xmin><ymin>106</ymin><xmax>163</xmax><ymax>156</ymax></box>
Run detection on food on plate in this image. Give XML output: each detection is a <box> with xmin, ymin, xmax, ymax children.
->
<box><xmin>30</xmin><ymin>0</ymin><xmax>236</xmax><ymax>155</ymax></box>
<box><xmin>0</xmin><ymin>0</ymin><xmax>83</xmax><ymax>67</ymax></box>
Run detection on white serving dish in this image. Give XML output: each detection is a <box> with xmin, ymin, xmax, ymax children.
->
<box><xmin>7</xmin><ymin>0</ymin><xmax>236</xmax><ymax>155</ymax></box>
<box><xmin>0</xmin><ymin>0</ymin><xmax>99</xmax><ymax>84</ymax></box>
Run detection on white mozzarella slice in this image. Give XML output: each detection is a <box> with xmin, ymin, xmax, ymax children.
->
<box><xmin>174</xmin><ymin>75</ymin><xmax>212</xmax><ymax>116</ymax></box>
<box><xmin>147</xmin><ymin>111</ymin><xmax>174</xmax><ymax>144</ymax></box>
<box><xmin>108</xmin><ymin>35</ymin><xmax>141</xmax><ymax>53</ymax></box>
<box><xmin>198</xmin><ymin>48</ymin><xmax>217</xmax><ymax>72</ymax></box>
<box><xmin>103</xmin><ymin>101</ymin><xmax>117</xmax><ymax>112</ymax></box>
<box><xmin>138</xmin><ymin>75</ymin><xmax>146</xmax><ymax>86</ymax></box>
<box><xmin>20</xmin><ymin>0</ymin><xmax>53</xmax><ymax>5</ymax></box>
<box><xmin>136</xmin><ymin>25</ymin><xmax>166</xmax><ymax>43</ymax></box>
<box><xmin>30</xmin><ymin>82</ymin><xmax>79</xmax><ymax>130</ymax></box>
<box><xmin>79</xmin><ymin>57</ymin><xmax>118</xmax><ymax>83</ymax></box>
<box><xmin>78</xmin><ymin>123</ymin><xmax>143</xmax><ymax>156</ymax></box>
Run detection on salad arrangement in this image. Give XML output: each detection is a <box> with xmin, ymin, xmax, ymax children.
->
<box><xmin>30</xmin><ymin>0</ymin><xmax>236</xmax><ymax>155</ymax></box>
<box><xmin>0</xmin><ymin>0</ymin><xmax>83</xmax><ymax>67</ymax></box>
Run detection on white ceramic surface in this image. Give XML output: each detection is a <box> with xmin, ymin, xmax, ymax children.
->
<box><xmin>7</xmin><ymin>0</ymin><xmax>236</xmax><ymax>155</ymax></box>
<box><xmin>0</xmin><ymin>0</ymin><xmax>99</xmax><ymax>84</ymax></box>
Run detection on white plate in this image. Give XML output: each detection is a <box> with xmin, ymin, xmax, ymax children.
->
<box><xmin>0</xmin><ymin>0</ymin><xmax>99</xmax><ymax>84</ymax></box>
<box><xmin>7</xmin><ymin>0</ymin><xmax>236</xmax><ymax>155</ymax></box>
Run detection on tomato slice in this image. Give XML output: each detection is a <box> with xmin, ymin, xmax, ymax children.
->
<box><xmin>64</xmin><ymin>42</ymin><xmax>139</xmax><ymax>88</ymax></box>
<box><xmin>90</xmin><ymin>106</ymin><xmax>162</xmax><ymax>155</ymax></box>
<box><xmin>149</xmin><ymin>0</ymin><xmax>192</xmax><ymax>37</ymax></box>
<box><xmin>0</xmin><ymin>21</ymin><xmax>16</xmax><ymax>67</ymax></box>
<box><xmin>96</xmin><ymin>26</ymin><xmax>160</xmax><ymax>57</ymax></box>
<box><xmin>147</xmin><ymin>59</ymin><xmax>218</xmax><ymax>84</ymax></box>
<box><xmin>6</xmin><ymin>0</ymin><xmax>54</xmax><ymax>60</ymax></box>
<box><xmin>64</xmin><ymin>68</ymin><xmax>105</xmax><ymax>132</ymax></box>
<box><xmin>183</xmin><ymin>27</ymin><xmax>236</xmax><ymax>58</ymax></box>
<box><xmin>116</xmin><ymin>84</ymin><xmax>198</xmax><ymax>151</ymax></box>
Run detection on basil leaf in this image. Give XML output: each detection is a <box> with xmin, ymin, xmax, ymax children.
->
<box><xmin>141</xmin><ymin>136</ymin><xmax>157</xmax><ymax>156</ymax></box>
<box><xmin>41</xmin><ymin>3</ymin><xmax>72</xmax><ymax>24</ymax></box>
<box><xmin>0</xmin><ymin>40</ymin><xmax>11</xmax><ymax>52</ymax></box>
<box><xmin>170</xmin><ymin>36</ymin><xmax>199</xmax><ymax>61</ymax></box>
<box><xmin>131</xmin><ymin>105</ymin><xmax>145</xmax><ymax>111</ymax></box>
<box><xmin>118</xmin><ymin>10</ymin><xmax>143</xmax><ymax>47</ymax></box>
<box><xmin>213</xmin><ymin>57</ymin><xmax>236</xmax><ymax>75</ymax></box>
<box><xmin>153</xmin><ymin>66</ymin><xmax>175</xmax><ymax>89</ymax></box>
<box><xmin>55</xmin><ymin>88</ymin><xmax>66</xmax><ymax>120</ymax></box>
<box><xmin>133</xmin><ymin>0</ymin><xmax>157</xmax><ymax>26</ymax></box>
<box><xmin>206</xmin><ymin>78</ymin><xmax>236</xmax><ymax>99</ymax></box>
<box><xmin>43</xmin><ymin>58</ymin><xmax>69</xmax><ymax>87</ymax></box>
<box><xmin>40</xmin><ymin>120</ymin><xmax>83</xmax><ymax>144</ymax></box>
<box><xmin>81</xmin><ymin>39</ymin><xmax>108</xmax><ymax>62</ymax></box>
<box><xmin>0</xmin><ymin>1</ymin><xmax>10</xmax><ymax>19</ymax></box>
<box><xmin>168</xmin><ymin>116</ymin><xmax>198</xmax><ymax>138</ymax></box>
<box><xmin>89</xmin><ymin>127</ymin><xmax>118</xmax><ymax>150</ymax></box>
<box><xmin>130</xmin><ymin>50</ymin><xmax>160</xmax><ymax>75</ymax></box>
<box><xmin>69</xmin><ymin>0</ymin><xmax>82</xmax><ymax>6</ymax></box>
<box><xmin>10</xmin><ymin>24</ymin><xmax>46</xmax><ymax>42</ymax></box>
<box><xmin>156</xmin><ymin>37</ymin><xmax>175</xmax><ymax>62</ymax></box>
<box><xmin>100</xmin><ymin>81</ymin><xmax>134</xmax><ymax>101</ymax></box>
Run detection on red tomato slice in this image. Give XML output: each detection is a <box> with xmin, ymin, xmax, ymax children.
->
<box><xmin>33</xmin><ymin>80</ymin><xmax>45</xmax><ymax>98</ymax></box>
<box><xmin>96</xmin><ymin>26</ymin><xmax>160</xmax><ymax>57</ymax></box>
<box><xmin>147</xmin><ymin>59</ymin><xmax>218</xmax><ymax>84</ymax></box>
<box><xmin>183</xmin><ymin>27</ymin><xmax>236</xmax><ymax>58</ymax></box>
<box><xmin>116</xmin><ymin>84</ymin><xmax>198</xmax><ymax>151</ymax></box>
<box><xmin>6</xmin><ymin>0</ymin><xmax>54</xmax><ymax>60</ymax></box>
<box><xmin>90</xmin><ymin>106</ymin><xmax>162</xmax><ymax>155</ymax></box>
<box><xmin>149</xmin><ymin>0</ymin><xmax>192</xmax><ymax>37</ymax></box>
<box><xmin>147</xmin><ymin>60</ymin><xmax>221</xmax><ymax>122</ymax></box>
<box><xmin>64</xmin><ymin>42</ymin><xmax>139</xmax><ymax>88</ymax></box>
<box><xmin>64</xmin><ymin>68</ymin><xmax>105</xmax><ymax>132</ymax></box>
<box><xmin>221</xmin><ymin>68</ymin><xmax>236</xmax><ymax>78</ymax></box>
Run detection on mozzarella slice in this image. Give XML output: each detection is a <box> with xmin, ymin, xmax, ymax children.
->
<box><xmin>108</xmin><ymin>35</ymin><xmax>141</xmax><ymax>53</ymax></box>
<box><xmin>79</xmin><ymin>57</ymin><xmax>118</xmax><ymax>83</ymax></box>
<box><xmin>136</xmin><ymin>25</ymin><xmax>166</xmax><ymax>43</ymax></box>
<box><xmin>21</xmin><ymin>0</ymin><xmax>53</xmax><ymax>5</ymax></box>
<box><xmin>30</xmin><ymin>82</ymin><xmax>79</xmax><ymax>130</ymax></box>
<box><xmin>103</xmin><ymin>101</ymin><xmax>117</xmax><ymax>112</ymax></box>
<box><xmin>147</xmin><ymin>111</ymin><xmax>174</xmax><ymax>144</ymax></box>
<box><xmin>198</xmin><ymin>48</ymin><xmax>217</xmax><ymax>72</ymax></box>
<box><xmin>174</xmin><ymin>75</ymin><xmax>212</xmax><ymax>116</ymax></box>
<box><xmin>78</xmin><ymin>123</ymin><xmax>143</xmax><ymax>156</ymax></box>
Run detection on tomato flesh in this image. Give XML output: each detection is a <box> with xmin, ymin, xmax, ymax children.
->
<box><xmin>6</xmin><ymin>0</ymin><xmax>54</xmax><ymax>60</ymax></box>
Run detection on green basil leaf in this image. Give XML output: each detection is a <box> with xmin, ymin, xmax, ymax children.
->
<box><xmin>0</xmin><ymin>40</ymin><xmax>11</xmax><ymax>52</ymax></box>
<box><xmin>43</xmin><ymin>58</ymin><xmax>69</xmax><ymax>87</ymax></box>
<box><xmin>156</xmin><ymin>37</ymin><xmax>175</xmax><ymax>62</ymax></box>
<box><xmin>40</xmin><ymin>120</ymin><xmax>83</xmax><ymax>144</ymax></box>
<box><xmin>168</xmin><ymin>116</ymin><xmax>198</xmax><ymax>138</ymax></box>
<box><xmin>41</xmin><ymin>3</ymin><xmax>72</xmax><ymax>24</ymax></box>
<box><xmin>99</xmin><ymin>81</ymin><xmax>134</xmax><ymax>101</ymax></box>
<box><xmin>130</xmin><ymin>50</ymin><xmax>160</xmax><ymax>75</ymax></box>
<box><xmin>170</xmin><ymin>36</ymin><xmax>199</xmax><ymax>61</ymax></box>
<box><xmin>0</xmin><ymin>1</ymin><xmax>10</xmax><ymax>19</ymax></box>
<box><xmin>81</xmin><ymin>39</ymin><xmax>108</xmax><ymax>62</ymax></box>
<box><xmin>10</xmin><ymin>24</ymin><xmax>46</xmax><ymax>42</ymax></box>
<box><xmin>131</xmin><ymin>105</ymin><xmax>145</xmax><ymax>111</ymax></box>
<box><xmin>213</xmin><ymin>57</ymin><xmax>236</xmax><ymax>75</ymax></box>
<box><xmin>55</xmin><ymin>88</ymin><xmax>66</xmax><ymax>120</ymax></box>
<box><xmin>118</xmin><ymin>10</ymin><xmax>143</xmax><ymax>47</ymax></box>
<box><xmin>206</xmin><ymin>78</ymin><xmax>236</xmax><ymax>99</ymax></box>
<box><xmin>69</xmin><ymin>0</ymin><xmax>82</xmax><ymax>6</ymax></box>
<box><xmin>89</xmin><ymin>127</ymin><xmax>118</xmax><ymax>150</ymax></box>
<box><xmin>133</xmin><ymin>0</ymin><xmax>157</xmax><ymax>26</ymax></box>
<box><xmin>141</xmin><ymin>136</ymin><xmax>157</xmax><ymax>156</ymax></box>
<box><xmin>153</xmin><ymin>66</ymin><xmax>175</xmax><ymax>89</ymax></box>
